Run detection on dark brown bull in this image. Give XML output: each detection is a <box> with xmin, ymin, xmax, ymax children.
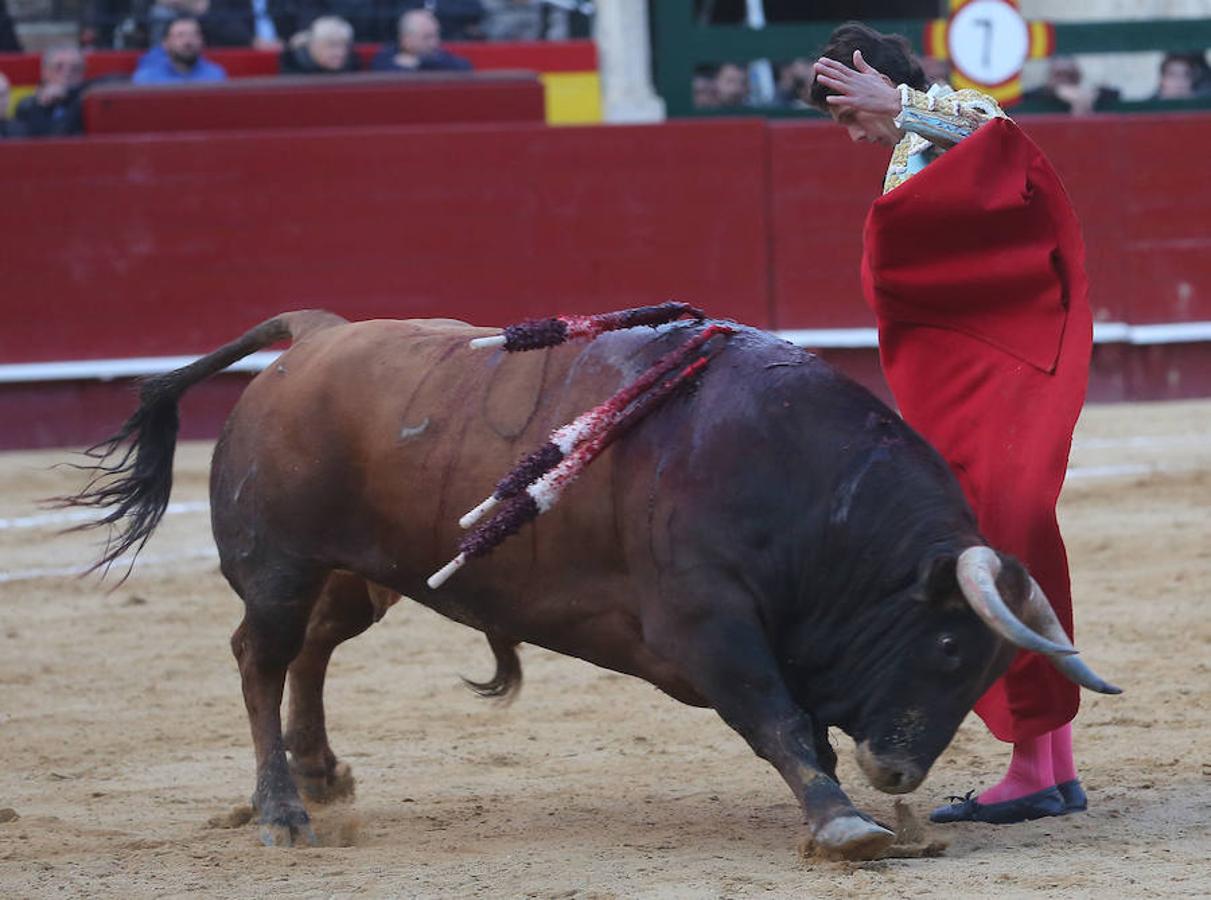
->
<box><xmin>64</xmin><ymin>311</ymin><xmax>1118</xmax><ymax>860</ymax></box>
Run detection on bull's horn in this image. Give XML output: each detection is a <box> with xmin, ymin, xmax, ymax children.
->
<box><xmin>1047</xmin><ymin>651</ymin><xmax>1123</xmax><ymax>695</ymax></box>
<box><xmin>955</xmin><ymin>547</ymin><xmax>1078</xmax><ymax>658</ymax></box>
<box><xmin>1022</xmin><ymin>576</ymin><xmax>1123</xmax><ymax>695</ymax></box>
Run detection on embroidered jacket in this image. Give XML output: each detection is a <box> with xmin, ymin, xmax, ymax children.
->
<box><xmin>883</xmin><ymin>83</ymin><xmax>1007</xmax><ymax>194</ymax></box>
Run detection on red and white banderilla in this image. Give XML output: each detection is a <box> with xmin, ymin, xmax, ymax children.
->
<box><xmin>427</xmin><ymin>326</ymin><xmax>733</xmax><ymax>589</ymax></box>
<box><xmin>457</xmin><ymin>323</ymin><xmax>735</xmax><ymax>529</ymax></box>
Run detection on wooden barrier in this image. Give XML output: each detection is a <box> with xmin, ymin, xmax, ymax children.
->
<box><xmin>0</xmin><ymin>119</ymin><xmax>769</xmax><ymax>366</ymax></box>
<box><xmin>83</xmin><ymin>72</ymin><xmax>545</xmax><ymax>134</ymax></box>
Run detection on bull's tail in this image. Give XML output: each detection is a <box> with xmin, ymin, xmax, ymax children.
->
<box><xmin>462</xmin><ymin>633</ymin><xmax>523</xmax><ymax>703</ymax></box>
<box><xmin>55</xmin><ymin>309</ymin><xmax>347</xmax><ymax>579</ymax></box>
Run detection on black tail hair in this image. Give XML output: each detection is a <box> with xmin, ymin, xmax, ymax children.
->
<box><xmin>463</xmin><ymin>633</ymin><xmax>523</xmax><ymax>703</ymax></box>
<box><xmin>51</xmin><ymin>311</ymin><xmax>344</xmax><ymax>581</ymax></box>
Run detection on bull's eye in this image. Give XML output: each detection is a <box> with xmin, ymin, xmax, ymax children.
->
<box><xmin>938</xmin><ymin>634</ymin><xmax>960</xmax><ymax>660</ymax></box>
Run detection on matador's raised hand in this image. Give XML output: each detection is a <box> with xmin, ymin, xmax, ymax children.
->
<box><xmin>813</xmin><ymin>50</ymin><xmax>902</xmax><ymax>118</ymax></box>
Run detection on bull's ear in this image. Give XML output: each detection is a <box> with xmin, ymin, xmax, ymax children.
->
<box><xmin>992</xmin><ymin>552</ymin><xmax>1032</xmax><ymax>616</ymax></box>
<box><xmin>914</xmin><ymin>553</ymin><xmax>959</xmax><ymax>605</ymax></box>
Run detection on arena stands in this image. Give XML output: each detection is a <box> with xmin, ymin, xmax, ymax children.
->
<box><xmin>0</xmin><ymin>38</ymin><xmax>601</xmax><ymax>125</ymax></box>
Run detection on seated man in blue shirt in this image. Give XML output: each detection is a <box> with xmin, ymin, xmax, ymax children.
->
<box><xmin>133</xmin><ymin>16</ymin><xmax>227</xmax><ymax>85</ymax></box>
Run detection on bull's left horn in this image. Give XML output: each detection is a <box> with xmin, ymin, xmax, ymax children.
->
<box><xmin>1047</xmin><ymin>651</ymin><xmax>1123</xmax><ymax>695</ymax></box>
<box><xmin>1022</xmin><ymin>576</ymin><xmax>1123</xmax><ymax>695</ymax></box>
<box><xmin>956</xmin><ymin>547</ymin><xmax>1078</xmax><ymax>658</ymax></box>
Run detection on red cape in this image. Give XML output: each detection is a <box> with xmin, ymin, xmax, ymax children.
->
<box><xmin>862</xmin><ymin>119</ymin><xmax>1092</xmax><ymax>743</ymax></box>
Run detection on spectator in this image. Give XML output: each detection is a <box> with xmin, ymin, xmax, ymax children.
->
<box><xmin>397</xmin><ymin>0</ymin><xmax>484</xmax><ymax>41</ymax></box>
<box><xmin>1021</xmin><ymin>55</ymin><xmax>1119</xmax><ymax>116</ymax></box>
<box><xmin>774</xmin><ymin>58</ymin><xmax>813</xmax><ymax>107</ymax></box>
<box><xmin>13</xmin><ymin>44</ymin><xmax>88</xmax><ymax>138</ymax></box>
<box><xmin>0</xmin><ymin>0</ymin><xmax>21</xmax><ymax>51</ymax></box>
<box><xmin>714</xmin><ymin>61</ymin><xmax>748</xmax><ymax>107</ymax></box>
<box><xmin>0</xmin><ymin>72</ymin><xmax>27</xmax><ymax>138</ymax></box>
<box><xmin>693</xmin><ymin>65</ymin><xmax>720</xmax><ymax>109</ymax></box>
<box><xmin>133</xmin><ymin>16</ymin><xmax>228</xmax><ymax>83</ymax></box>
<box><xmin>370</xmin><ymin>8</ymin><xmax>472</xmax><ymax>72</ymax></box>
<box><xmin>281</xmin><ymin>15</ymin><xmax>359</xmax><ymax>74</ymax></box>
<box><xmin>1154</xmin><ymin>52</ymin><xmax>1211</xmax><ymax>99</ymax></box>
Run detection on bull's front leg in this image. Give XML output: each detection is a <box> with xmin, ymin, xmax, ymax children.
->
<box><xmin>646</xmin><ymin>610</ymin><xmax>893</xmax><ymax>860</ymax></box>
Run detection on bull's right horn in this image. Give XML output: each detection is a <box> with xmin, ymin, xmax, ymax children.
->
<box><xmin>955</xmin><ymin>547</ymin><xmax>1078</xmax><ymax>658</ymax></box>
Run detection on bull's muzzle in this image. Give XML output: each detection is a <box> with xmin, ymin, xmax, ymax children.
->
<box><xmin>854</xmin><ymin>741</ymin><xmax>926</xmax><ymax>794</ymax></box>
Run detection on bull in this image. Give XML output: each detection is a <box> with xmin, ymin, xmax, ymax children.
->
<box><xmin>65</xmin><ymin>310</ymin><xmax>1118</xmax><ymax>860</ymax></box>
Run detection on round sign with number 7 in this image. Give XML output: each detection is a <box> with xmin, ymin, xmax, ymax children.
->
<box><xmin>948</xmin><ymin>0</ymin><xmax>1030</xmax><ymax>87</ymax></box>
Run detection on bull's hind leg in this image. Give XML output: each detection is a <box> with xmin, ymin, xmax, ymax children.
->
<box><xmin>284</xmin><ymin>572</ymin><xmax>399</xmax><ymax>803</ymax></box>
<box><xmin>229</xmin><ymin>564</ymin><xmax>327</xmax><ymax>847</ymax></box>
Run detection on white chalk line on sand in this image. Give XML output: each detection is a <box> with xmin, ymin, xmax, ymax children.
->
<box><xmin>0</xmin><ymin>500</ymin><xmax>210</xmax><ymax>532</ymax></box>
<box><xmin>1072</xmin><ymin>434</ymin><xmax>1208</xmax><ymax>450</ymax></box>
<box><xmin>1067</xmin><ymin>463</ymin><xmax>1174</xmax><ymax>481</ymax></box>
<box><xmin>0</xmin><ymin>545</ymin><xmax>219</xmax><ymax>585</ymax></box>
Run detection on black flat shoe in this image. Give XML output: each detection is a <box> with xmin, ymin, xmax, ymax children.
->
<box><xmin>1056</xmin><ymin>778</ymin><xmax>1087</xmax><ymax>813</ymax></box>
<box><xmin>929</xmin><ymin>786</ymin><xmax>1066</xmax><ymax>824</ymax></box>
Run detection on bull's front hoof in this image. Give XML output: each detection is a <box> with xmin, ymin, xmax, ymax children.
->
<box><xmin>257</xmin><ymin>802</ymin><xmax>317</xmax><ymax>848</ymax></box>
<box><xmin>259</xmin><ymin>821</ymin><xmax>319</xmax><ymax>848</ymax></box>
<box><xmin>291</xmin><ymin>759</ymin><xmax>356</xmax><ymax>804</ymax></box>
<box><xmin>805</xmin><ymin>815</ymin><xmax>895</xmax><ymax>861</ymax></box>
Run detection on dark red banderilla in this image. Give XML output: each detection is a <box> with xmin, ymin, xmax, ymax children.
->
<box><xmin>468</xmin><ymin>301</ymin><xmax>706</xmax><ymax>352</ymax></box>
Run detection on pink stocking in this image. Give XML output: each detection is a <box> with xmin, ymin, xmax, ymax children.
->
<box><xmin>977</xmin><ymin>732</ymin><xmax>1056</xmax><ymax>804</ymax></box>
<box><xmin>1050</xmin><ymin>722</ymin><xmax>1078</xmax><ymax>784</ymax></box>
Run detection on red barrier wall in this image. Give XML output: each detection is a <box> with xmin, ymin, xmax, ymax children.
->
<box><xmin>1</xmin><ymin>112</ymin><xmax>1209</xmax><ymax>448</ymax></box>
<box><xmin>0</xmin><ymin>119</ymin><xmax>770</xmax><ymax>365</ymax></box>
<box><xmin>83</xmin><ymin>73</ymin><xmax>544</xmax><ymax>134</ymax></box>
<box><xmin>767</xmin><ymin>114</ymin><xmax>1211</xmax><ymax>330</ymax></box>
<box><xmin>768</xmin><ymin>121</ymin><xmax>885</xmax><ymax>329</ymax></box>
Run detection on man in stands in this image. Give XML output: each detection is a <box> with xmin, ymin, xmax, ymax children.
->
<box><xmin>370</xmin><ymin>8</ymin><xmax>472</xmax><ymax>73</ymax></box>
<box><xmin>1020</xmin><ymin>56</ymin><xmax>1119</xmax><ymax>116</ymax></box>
<box><xmin>133</xmin><ymin>16</ymin><xmax>228</xmax><ymax>84</ymax></box>
<box><xmin>13</xmin><ymin>44</ymin><xmax>88</xmax><ymax>137</ymax></box>
<box><xmin>1154</xmin><ymin>52</ymin><xmax>1211</xmax><ymax>99</ymax></box>
<box><xmin>280</xmin><ymin>15</ymin><xmax>359</xmax><ymax>74</ymax></box>
<box><xmin>714</xmin><ymin>62</ymin><xmax>749</xmax><ymax>107</ymax></box>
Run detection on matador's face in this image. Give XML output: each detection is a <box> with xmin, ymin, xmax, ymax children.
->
<box><xmin>830</xmin><ymin>106</ymin><xmax>903</xmax><ymax>147</ymax></box>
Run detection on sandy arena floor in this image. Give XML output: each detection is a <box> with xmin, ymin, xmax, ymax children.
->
<box><xmin>1</xmin><ymin>399</ymin><xmax>1209</xmax><ymax>898</ymax></box>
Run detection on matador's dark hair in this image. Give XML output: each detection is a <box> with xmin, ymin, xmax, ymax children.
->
<box><xmin>809</xmin><ymin>21</ymin><xmax>927</xmax><ymax>112</ymax></box>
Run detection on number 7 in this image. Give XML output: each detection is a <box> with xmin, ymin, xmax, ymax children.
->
<box><xmin>976</xmin><ymin>17</ymin><xmax>993</xmax><ymax>69</ymax></box>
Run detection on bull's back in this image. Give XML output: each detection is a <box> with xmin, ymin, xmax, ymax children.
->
<box><xmin>211</xmin><ymin>317</ymin><xmax>643</xmax><ymax>596</ymax></box>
